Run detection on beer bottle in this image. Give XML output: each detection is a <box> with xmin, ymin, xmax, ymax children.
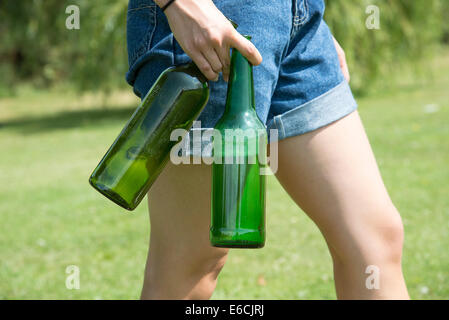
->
<box><xmin>89</xmin><ymin>62</ymin><xmax>209</xmax><ymax>210</ymax></box>
<box><xmin>210</xmin><ymin>36</ymin><xmax>267</xmax><ymax>248</ymax></box>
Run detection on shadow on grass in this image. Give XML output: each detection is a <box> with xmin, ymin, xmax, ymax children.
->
<box><xmin>0</xmin><ymin>105</ymin><xmax>136</xmax><ymax>134</ymax></box>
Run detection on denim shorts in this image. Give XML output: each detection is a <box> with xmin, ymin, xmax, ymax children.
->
<box><xmin>125</xmin><ymin>0</ymin><xmax>357</xmax><ymax>155</ymax></box>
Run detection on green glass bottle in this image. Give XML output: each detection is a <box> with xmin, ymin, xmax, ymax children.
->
<box><xmin>210</xmin><ymin>36</ymin><xmax>267</xmax><ymax>248</ymax></box>
<box><xmin>89</xmin><ymin>62</ymin><xmax>209</xmax><ymax>210</ymax></box>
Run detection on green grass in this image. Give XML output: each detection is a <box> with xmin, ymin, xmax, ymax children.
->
<box><xmin>1</xmin><ymin>53</ymin><xmax>448</xmax><ymax>299</ymax></box>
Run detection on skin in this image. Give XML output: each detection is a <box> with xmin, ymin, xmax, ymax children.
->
<box><xmin>142</xmin><ymin>0</ymin><xmax>410</xmax><ymax>299</ymax></box>
<box><xmin>156</xmin><ymin>0</ymin><xmax>262</xmax><ymax>82</ymax></box>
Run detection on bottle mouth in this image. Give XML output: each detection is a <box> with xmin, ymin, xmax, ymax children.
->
<box><xmin>224</xmin><ymin>18</ymin><xmax>251</xmax><ymax>41</ymax></box>
<box><xmin>227</xmin><ymin>18</ymin><xmax>238</xmax><ymax>29</ymax></box>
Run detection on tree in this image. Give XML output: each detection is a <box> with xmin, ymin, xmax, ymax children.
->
<box><xmin>0</xmin><ymin>0</ymin><xmax>447</xmax><ymax>94</ymax></box>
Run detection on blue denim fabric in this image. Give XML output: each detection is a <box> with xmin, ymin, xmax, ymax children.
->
<box><xmin>126</xmin><ymin>0</ymin><xmax>357</xmax><ymax>151</ymax></box>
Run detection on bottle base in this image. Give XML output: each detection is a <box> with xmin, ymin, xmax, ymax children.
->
<box><xmin>211</xmin><ymin>240</ymin><xmax>264</xmax><ymax>249</ymax></box>
<box><xmin>210</xmin><ymin>227</ymin><xmax>265</xmax><ymax>249</ymax></box>
<box><xmin>89</xmin><ymin>179</ymin><xmax>135</xmax><ymax>211</ymax></box>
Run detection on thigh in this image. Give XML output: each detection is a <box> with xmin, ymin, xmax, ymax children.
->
<box><xmin>147</xmin><ymin>161</ymin><xmax>228</xmax><ymax>265</ymax></box>
<box><xmin>274</xmin><ymin>111</ymin><xmax>402</xmax><ymax>258</ymax></box>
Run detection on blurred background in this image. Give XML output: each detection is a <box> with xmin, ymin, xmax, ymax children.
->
<box><xmin>0</xmin><ymin>0</ymin><xmax>448</xmax><ymax>299</ymax></box>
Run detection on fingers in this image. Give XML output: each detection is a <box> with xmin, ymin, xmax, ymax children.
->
<box><xmin>189</xmin><ymin>39</ymin><xmax>223</xmax><ymax>82</ymax></box>
<box><xmin>339</xmin><ymin>54</ymin><xmax>350</xmax><ymax>83</ymax></box>
<box><xmin>203</xmin><ymin>47</ymin><xmax>223</xmax><ymax>76</ymax></box>
<box><xmin>215</xmin><ymin>44</ymin><xmax>231</xmax><ymax>82</ymax></box>
<box><xmin>186</xmin><ymin>28</ymin><xmax>263</xmax><ymax>82</ymax></box>
<box><xmin>228</xmin><ymin>31</ymin><xmax>262</xmax><ymax>66</ymax></box>
<box><xmin>164</xmin><ymin>0</ymin><xmax>263</xmax><ymax>82</ymax></box>
<box><xmin>332</xmin><ymin>36</ymin><xmax>350</xmax><ymax>82</ymax></box>
<box><xmin>192</xmin><ymin>51</ymin><xmax>219</xmax><ymax>81</ymax></box>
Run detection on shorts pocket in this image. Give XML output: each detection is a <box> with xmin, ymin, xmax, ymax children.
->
<box><xmin>126</xmin><ymin>0</ymin><xmax>157</xmax><ymax>67</ymax></box>
<box><xmin>292</xmin><ymin>0</ymin><xmax>309</xmax><ymax>27</ymax></box>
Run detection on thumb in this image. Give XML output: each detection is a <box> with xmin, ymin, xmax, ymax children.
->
<box><xmin>229</xmin><ymin>31</ymin><xmax>262</xmax><ymax>66</ymax></box>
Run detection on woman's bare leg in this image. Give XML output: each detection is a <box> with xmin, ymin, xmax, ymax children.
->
<box><xmin>274</xmin><ymin>110</ymin><xmax>409</xmax><ymax>299</ymax></box>
<box><xmin>141</xmin><ymin>162</ymin><xmax>228</xmax><ymax>299</ymax></box>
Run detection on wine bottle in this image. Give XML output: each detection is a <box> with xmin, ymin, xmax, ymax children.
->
<box><xmin>210</xmin><ymin>36</ymin><xmax>267</xmax><ymax>248</ymax></box>
<box><xmin>89</xmin><ymin>62</ymin><xmax>209</xmax><ymax>210</ymax></box>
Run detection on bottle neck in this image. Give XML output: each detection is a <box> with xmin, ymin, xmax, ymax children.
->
<box><xmin>183</xmin><ymin>62</ymin><xmax>208</xmax><ymax>84</ymax></box>
<box><xmin>223</xmin><ymin>48</ymin><xmax>255</xmax><ymax>115</ymax></box>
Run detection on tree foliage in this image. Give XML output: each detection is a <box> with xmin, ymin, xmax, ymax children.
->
<box><xmin>0</xmin><ymin>0</ymin><xmax>128</xmax><ymax>92</ymax></box>
<box><xmin>0</xmin><ymin>0</ymin><xmax>447</xmax><ymax>94</ymax></box>
<box><xmin>324</xmin><ymin>0</ymin><xmax>448</xmax><ymax>92</ymax></box>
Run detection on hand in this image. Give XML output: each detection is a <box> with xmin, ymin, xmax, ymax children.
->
<box><xmin>156</xmin><ymin>0</ymin><xmax>262</xmax><ymax>82</ymax></box>
<box><xmin>332</xmin><ymin>36</ymin><xmax>350</xmax><ymax>82</ymax></box>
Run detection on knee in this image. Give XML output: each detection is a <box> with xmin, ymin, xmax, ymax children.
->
<box><xmin>376</xmin><ymin>207</ymin><xmax>404</xmax><ymax>264</ymax></box>
<box><xmin>143</xmin><ymin>247</ymin><xmax>229</xmax><ymax>299</ymax></box>
<box><xmin>331</xmin><ymin>203</ymin><xmax>405</xmax><ymax>266</ymax></box>
<box><xmin>189</xmin><ymin>248</ymin><xmax>229</xmax><ymax>280</ymax></box>
<box><xmin>185</xmin><ymin>249</ymin><xmax>229</xmax><ymax>298</ymax></box>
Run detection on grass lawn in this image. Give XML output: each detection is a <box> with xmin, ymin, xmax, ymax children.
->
<box><xmin>1</xmin><ymin>53</ymin><xmax>448</xmax><ymax>300</ymax></box>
